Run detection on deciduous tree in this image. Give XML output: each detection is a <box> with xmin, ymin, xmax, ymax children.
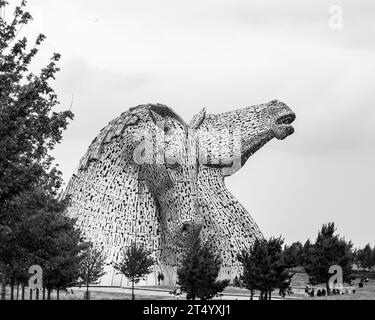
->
<box><xmin>114</xmin><ymin>242</ymin><xmax>155</xmax><ymax>300</ymax></box>
<box><xmin>3</xmin><ymin>189</ymin><xmax>88</xmax><ymax>299</ymax></box>
<box><xmin>79</xmin><ymin>245</ymin><xmax>106</xmax><ymax>300</ymax></box>
<box><xmin>0</xmin><ymin>0</ymin><xmax>74</xmax><ymax>299</ymax></box>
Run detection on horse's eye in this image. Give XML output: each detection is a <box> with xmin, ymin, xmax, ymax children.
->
<box><xmin>165</xmin><ymin>124</ymin><xmax>174</xmax><ymax>134</ymax></box>
<box><xmin>164</xmin><ymin>148</ymin><xmax>180</xmax><ymax>169</ymax></box>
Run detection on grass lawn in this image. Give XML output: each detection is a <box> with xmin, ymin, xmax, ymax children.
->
<box><xmin>1</xmin><ymin>279</ymin><xmax>374</xmax><ymax>300</ymax></box>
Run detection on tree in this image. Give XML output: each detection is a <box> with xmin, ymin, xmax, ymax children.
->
<box><xmin>114</xmin><ymin>242</ymin><xmax>155</xmax><ymax>300</ymax></box>
<box><xmin>37</xmin><ymin>210</ymin><xmax>89</xmax><ymax>300</ymax></box>
<box><xmin>0</xmin><ymin>0</ymin><xmax>73</xmax><ymax>299</ymax></box>
<box><xmin>177</xmin><ymin>238</ymin><xmax>229</xmax><ymax>300</ymax></box>
<box><xmin>301</xmin><ymin>239</ymin><xmax>313</xmax><ymax>267</ymax></box>
<box><xmin>78</xmin><ymin>245</ymin><xmax>106</xmax><ymax>300</ymax></box>
<box><xmin>238</xmin><ymin>237</ymin><xmax>293</xmax><ymax>300</ymax></box>
<box><xmin>2</xmin><ymin>189</ymin><xmax>88</xmax><ymax>300</ymax></box>
<box><xmin>355</xmin><ymin>244</ymin><xmax>375</xmax><ymax>270</ymax></box>
<box><xmin>303</xmin><ymin>223</ymin><xmax>353</xmax><ymax>292</ymax></box>
<box><xmin>0</xmin><ymin>0</ymin><xmax>73</xmax><ymax>205</ymax></box>
<box><xmin>283</xmin><ymin>241</ymin><xmax>304</xmax><ymax>268</ymax></box>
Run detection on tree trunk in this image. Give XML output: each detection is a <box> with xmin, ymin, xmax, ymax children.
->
<box><xmin>250</xmin><ymin>290</ymin><xmax>254</xmax><ymax>300</ymax></box>
<box><xmin>131</xmin><ymin>277</ymin><xmax>135</xmax><ymax>300</ymax></box>
<box><xmin>21</xmin><ymin>285</ymin><xmax>25</xmax><ymax>300</ymax></box>
<box><xmin>1</xmin><ymin>271</ymin><xmax>6</xmax><ymax>300</ymax></box>
<box><xmin>36</xmin><ymin>288</ymin><xmax>39</xmax><ymax>300</ymax></box>
<box><xmin>43</xmin><ymin>287</ymin><xmax>46</xmax><ymax>300</ymax></box>
<box><xmin>47</xmin><ymin>289</ymin><xmax>51</xmax><ymax>300</ymax></box>
<box><xmin>10</xmin><ymin>279</ymin><xmax>14</xmax><ymax>300</ymax></box>
<box><xmin>29</xmin><ymin>289</ymin><xmax>33</xmax><ymax>300</ymax></box>
<box><xmin>269</xmin><ymin>290</ymin><xmax>272</xmax><ymax>300</ymax></box>
<box><xmin>86</xmin><ymin>283</ymin><xmax>90</xmax><ymax>300</ymax></box>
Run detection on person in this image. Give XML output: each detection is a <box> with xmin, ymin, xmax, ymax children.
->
<box><xmin>157</xmin><ymin>272</ymin><xmax>164</xmax><ymax>286</ymax></box>
<box><xmin>234</xmin><ymin>276</ymin><xmax>240</xmax><ymax>287</ymax></box>
<box><xmin>359</xmin><ymin>279</ymin><xmax>364</xmax><ymax>288</ymax></box>
<box><xmin>279</xmin><ymin>289</ymin><xmax>286</xmax><ymax>298</ymax></box>
<box><xmin>169</xmin><ymin>284</ymin><xmax>182</xmax><ymax>299</ymax></box>
<box><xmin>175</xmin><ymin>284</ymin><xmax>182</xmax><ymax>298</ymax></box>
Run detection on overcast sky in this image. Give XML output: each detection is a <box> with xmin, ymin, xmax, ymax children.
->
<box><xmin>14</xmin><ymin>0</ymin><xmax>375</xmax><ymax>248</ymax></box>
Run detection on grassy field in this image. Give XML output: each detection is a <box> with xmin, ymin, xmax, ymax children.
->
<box><xmin>1</xmin><ymin>279</ymin><xmax>374</xmax><ymax>300</ymax></box>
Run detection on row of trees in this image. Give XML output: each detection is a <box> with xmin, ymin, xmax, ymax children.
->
<box><xmin>177</xmin><ymin>222</ymin><xmax>359</xmax><ymax>300</ymax></box>
<box><xmin>283</xmin><ymin>223</ymin><xmax>354</xmax><ymax>287</ymax></box>
<box><xmin>282</xmin><ymin>226</ymin><xmax>375</xmax><ymax>281</ymax></box>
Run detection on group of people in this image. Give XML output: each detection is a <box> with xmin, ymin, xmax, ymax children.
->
<box><xmin>305</xmin><ymin>285</ymin><xmax>358</xmax><ymax>297</ymax></box>
<box><xmin>305</xmin><ymin>286</ymin><xmax>327</xmax><ymax>297</ymax></box>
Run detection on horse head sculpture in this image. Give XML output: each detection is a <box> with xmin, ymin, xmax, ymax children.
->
<box><xmin>65</xmin><ymin>100</ymin><xmax>296</xmax><ymax>284</ymax></box>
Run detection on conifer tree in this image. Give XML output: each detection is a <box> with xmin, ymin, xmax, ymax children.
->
<box><xmin>303</xmin><ymin>223</ymin><xmax>353</xmax><ymax>292</ymax></box>
<box><xmin>177</xmin><ymin>238</ymin><xmax>229</xmax><ymax>300</ymax></box>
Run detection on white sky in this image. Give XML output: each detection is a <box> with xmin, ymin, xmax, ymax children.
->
<box><xmin>12</xmin><ymin>0</ymin><xmax>375</xmax><ymax>248</ymax></box>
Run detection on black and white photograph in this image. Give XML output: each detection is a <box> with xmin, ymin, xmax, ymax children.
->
<box><xmin>0</xmin><ymin>0</ymin><xmax>374</xmax><ymax>316</ymax></box>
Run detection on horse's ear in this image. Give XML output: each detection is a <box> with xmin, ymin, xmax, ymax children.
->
<box><xmin>149</xmin><ymin>108</ymin><xmax>160</xmax><ymax>126</ymax></box>
<box><xmin>148</xmin><ymin>104</ymin><xmax>187</xmax><ymax>129</ymax></box>
<box><xmin>189</xmin><ymin>108</ymin><xmax>206</xmax><ymax>130</ymax></box>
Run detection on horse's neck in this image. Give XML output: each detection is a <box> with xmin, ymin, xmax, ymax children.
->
<box><xmin>197</xmin><ymin>166</ymin><xmax>263</xmax><ymax>269</ymax></box>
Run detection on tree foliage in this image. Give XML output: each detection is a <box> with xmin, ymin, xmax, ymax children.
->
<box><xmin>1</xmin><ymin>188</ymin><xmax>88</xmax><ymax>296</ymax></box>
<box><xmin>0</xmin><ymin>0</ymin><xmax>73</xmax><ymax>206</ymax></box>
<box><xmin>114</xmin><ymin>242</ymin><xmax>155</xmax><ymax>300</ymax></box>
<box><xmin>354</xmin><ymin>244</ymin><xmax>375</xmax><ymax>270</ymax></box>
<box><xmin>283</xmin><ymin>241</ymin><xmax>304</xmax><ymax>268</ymax></box>
<box><xmin>301</xmin><ymin>239</ymin><xmax>313</xmax><ymax>267</ymax></box>
<box><xmin>238</xmin><ymin>237</ymin><xmax>293</xmax><ymax>300</ymax></box>
<box><xmin>0</xmin><ymin>0</ymin><xmax>79</xmax><ymax>300</ymax></box>
<box><xmin>177</xmin><ymin>238</ymin><xmax>229</xmax><ymax>300</ymax></box>
<box><xmin>303</xmin><ymin>223</ymin><xmax>353</xmax><ymax>288</ymax></box>
<box><xmin>78</xmin><ymin>245</ymin><xmax>106</xmax><ymax>299</ymax></box>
